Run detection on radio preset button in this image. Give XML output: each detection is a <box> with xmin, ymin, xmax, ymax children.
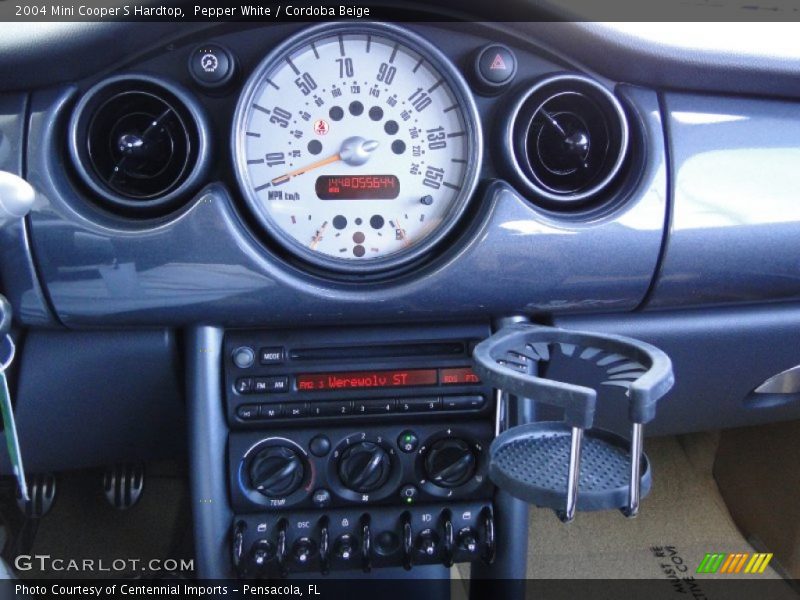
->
<box><xmin>311</xmin><ymin>401</ymin><xmax>353</xmax><ymax>417</ymax></box>
<box><xmin>259</xmin><ymin>404</ymin><xmax>282</xmax><ymax>419</ymax></box>
<box><xmin>398</xmin><ymin>397</ymin><xmax>441</xmax><ymax>412</ymax></box>
<box><xmin>259</xmin><ymin>347</ymin><xmax>285</xmax><ymax>365</ymax></box>
<box><xmin>364</xmin><ymin>399</ymin><xmax>395</xmax><ymax>414</ymax></box>
<box><xmin>285</xmin><ymin>403</ymin><xmax>308</xmax><ymax>418</ymax></box>
<box><xmin>237</xmin><ymin>404</ymin><xmax>259</xmax><ymax>420</ymax></box>
<box><xmin>235</xmin><ymin>377</ymin><xmax>253</xmax><ymax>394</ymax></box>
<box><xmin>442</xmin><ymin>395</ymin><xmax>486</xmax><ymax>411</ymax></box>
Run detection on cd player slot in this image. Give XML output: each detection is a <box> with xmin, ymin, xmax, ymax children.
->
<box><xmin>289</xmin><ymin>341</ymin><xmax>467</xmax><ymax>361</ymax></box>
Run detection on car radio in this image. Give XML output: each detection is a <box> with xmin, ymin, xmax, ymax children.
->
<box><xmin>223</xmin><ymin>323</ymin><xmax>494</xmax><ymax>427</ymax></box>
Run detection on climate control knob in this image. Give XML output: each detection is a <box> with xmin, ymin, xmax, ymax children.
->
<box><xmin>338</xmin><ymin>442</ymin><xmax>392</xmax><ymax>493</ymax></box>
<box><xmin>424</xmin><ymin>438</ymin><xmax>476</xmax><ymax>488</ymax></box>
<box><xmin>249</xmin><ymin>445</ymin><xmax>305</xmax><ymax>498</ymax></box>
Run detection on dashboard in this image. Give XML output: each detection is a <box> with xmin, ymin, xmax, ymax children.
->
<box><xmin>2</xmin><ymin>13</ymin><xmax>800</xmax><ymax>585</ymax></box>
<box><xmin>4</xmin><ymin>21</ymin><xmax>668</xmax><ymax>327</ymax></box>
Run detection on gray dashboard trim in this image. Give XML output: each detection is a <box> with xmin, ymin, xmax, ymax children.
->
<box><xmin>511</xmin><ymin>22</ymin><xmax>800</xmax><ymax>99</ymax></box>
<box><xmin>4</xmin><ymin>22</ymin><xmax>800</xmax><ymax>98</ymax></box>
<box><xmin>186</xmin><ymin>325</ymin><xmax>234</xmax><ymax>579</ymax></box>
<box><xmin>24</xmin><ymin>84</ymin><xmax>666</xmax><ymax>327</ymax></box>
<box><xmin>555</xmin><ymin>304</ymin><xmax>800</xmax><ymax>435</ymax></box>
<box><xmin>647</xmin><ymin>92</ymin><xmax>800</xmax><ymax>308</ymax></box>
<box><xmin>0</xmin><ymin>93</ymin><xmax>56</xmax><ymax>326</ymax></box>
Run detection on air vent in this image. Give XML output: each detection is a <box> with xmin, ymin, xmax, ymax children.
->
<box><xmin>69</xmin><ymin>74</ymin><xmax>209</xmax><ymax>215</ymax></box>
<box><xmin>506</xmin><ymin>74</ymin><xmax>629</xmax><ymax>208</ymax></box>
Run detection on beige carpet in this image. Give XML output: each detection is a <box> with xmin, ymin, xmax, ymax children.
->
<box><xmin>526</xmin><ymin>433</ymin><xmax>785</xmax><ymax>580</ymax></box>
<box><xmin>455</xmin><ymin>433</ymin><xmax>797</xmax><ymax>599</ymax></box>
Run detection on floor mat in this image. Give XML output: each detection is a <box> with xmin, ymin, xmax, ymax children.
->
<box><xmin>526</xmin><ymin>433</ymin><xmax>786</xmax><ymax>581</ymax></box>
<box><xmin>19</xmin><ymin>462</ymin><xmax>191</xmax><ymax>579</ymax></box>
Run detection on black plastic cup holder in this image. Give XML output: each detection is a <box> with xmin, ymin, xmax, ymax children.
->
<box><xmin>472</xmin><ymin>323</ymin><xmax>674</xmax><ymax>522</ymax></box>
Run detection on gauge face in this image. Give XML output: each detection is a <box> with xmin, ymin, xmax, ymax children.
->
<box><xmin>233</xmin><ymin>23</ymin><xmax>481</xmax><ymax>273</ymax></box>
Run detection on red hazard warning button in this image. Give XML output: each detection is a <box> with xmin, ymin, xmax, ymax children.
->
<box><xmin>490</xmin><ymin>54</ymin><xmax>508</xmax><ymax>70</ymax></box>
<box><xmin>474</xmin><ymin>44</ymin><xmax>517</xmax><ymax>91</ymax></box>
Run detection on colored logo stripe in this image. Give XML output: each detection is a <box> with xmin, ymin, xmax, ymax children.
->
<box><xmin>745</xmin><ymin>553</ymin><xmax>773</xmax><ymax>574</ymax></box>
<box><xmin>697</xmin><ymin>553</ymin><xmax>726</xmax><ymax>573</ymax></box>
<box><xmin>697</xmin><ymin>552</ymin><xmax>773</xmax><ymax>574</ymax></box>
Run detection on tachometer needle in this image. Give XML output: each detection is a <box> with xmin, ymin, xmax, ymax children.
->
<box><xmin>270</xmin><ymin>136</ymin><xmax>380</xmax><ymax>185</ymax></box>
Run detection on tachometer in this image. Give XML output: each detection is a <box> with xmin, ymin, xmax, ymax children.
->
<box><xmin>232</xmin><ymin>23</ymin><xmax>482</xmax><ymax>273</ymax></box>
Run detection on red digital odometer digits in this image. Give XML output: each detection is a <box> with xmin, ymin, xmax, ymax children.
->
<box><xmin>316</xmin><ymin>175</ymin><xmax>400</xmax><ymax>200</ymax></box>
<box><xmin>296</xmin><ymin>368</ymin><xmax>437</xmax><ymax>391</ymax></box>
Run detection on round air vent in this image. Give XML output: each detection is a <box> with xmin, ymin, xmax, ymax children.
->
<box><xmin>69</xmin><ymin>74</ymin><xmax>210</xmax><ymax>215</ymax></box>
<box><xmin>505</xmin><ymin>73</ymin><xmax>629</xmax><ymax>208</ymax></box>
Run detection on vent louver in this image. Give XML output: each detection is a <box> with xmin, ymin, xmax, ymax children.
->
<box><xmin>509</xmin><ymin>74</ymin><xmax>629</xmax><ymax>208</ymax></box>
<box><xmin>69</xmin><ymin>75</ymin><xmax>207</xmax><ymax>215</ymax></box>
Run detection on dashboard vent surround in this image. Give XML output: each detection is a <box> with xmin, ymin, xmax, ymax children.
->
<box><xmin>507</xmin><ymin>74</ymin><xmax>629</xmax><ymax>208</ymax></box>
<box><xmin>69</xmin><ymin>75</ymin><xmax>209</xmax><ymax>215</ymax></box>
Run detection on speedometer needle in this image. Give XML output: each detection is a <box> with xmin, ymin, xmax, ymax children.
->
<box><xmin>271</xmin><ymin>154</ymin><xmax>340</xmax><ymax>185</ymax></box>
<box><xmin>271</xmin><ymin>136</ymin><xmax>380</xmax><ymax>185</ymax></box>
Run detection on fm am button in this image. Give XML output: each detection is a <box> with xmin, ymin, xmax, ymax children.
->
<box><xmin>473</xmin><ymin>44</ymin><xmax>517</xmax><ymax>93</ymax></box>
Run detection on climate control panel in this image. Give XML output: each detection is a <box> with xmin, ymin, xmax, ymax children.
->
<box><xmin>230</xmin><ymin>423</ymin><xmax>492</xmax><ymax>512</ymax></box>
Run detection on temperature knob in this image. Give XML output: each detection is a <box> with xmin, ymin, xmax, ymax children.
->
<box><xmin>249</xmin><ymin>445</ymin><xmax>305</xmax><ymax>498</ymax></box>
<box><xmin>424</xmin><ymin>438</ymin><xmax>476</xmax><ymax>488</ymax></box>
<box><xmin>338</xmin><ymin>442</ymin><xmax>392</xmax><ymax>493</ymax></box>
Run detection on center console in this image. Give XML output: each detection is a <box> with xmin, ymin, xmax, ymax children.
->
<box><xmin>223</xmin><ymin>323</ymin><xmax>497</xmax><ymax>577</ymax></box>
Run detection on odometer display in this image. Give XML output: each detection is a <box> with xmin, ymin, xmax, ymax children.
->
<box><xmin>233</xmin><ymin>23</ymin><xmax>481</xmax><ymax>272</ymax></box>
<box><xmin>316</xmin><ymin>175</ymin><xmax>400</xmax><ymax>200</ymax></box>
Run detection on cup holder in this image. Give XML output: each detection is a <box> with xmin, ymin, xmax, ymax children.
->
<box><xmin>473</xmin><ymin>323</ymin><xmax>674</xmax><ymax>522</ymax></box>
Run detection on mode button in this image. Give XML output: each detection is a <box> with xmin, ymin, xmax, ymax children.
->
<box><xmin>259</xmin><ymin>347</ymin><xmax>285</xmax><ymax>365</ymax></box>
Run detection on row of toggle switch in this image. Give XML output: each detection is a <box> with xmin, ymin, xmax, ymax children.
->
<box><xmin>232</xmin><ymin>502</ymin><xmax>494</xmax><ymax>576</ymax></box>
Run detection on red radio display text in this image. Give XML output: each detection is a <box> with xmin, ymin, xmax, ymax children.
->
<box><xmin>296</xmin><ymin>368</ymin><xmax>438</xmax><ymax>391</ymax></box>
<box><xmin>439</xmin><ymin>367</ymin><xmax>481</xmax><ymax>385</ymax></box>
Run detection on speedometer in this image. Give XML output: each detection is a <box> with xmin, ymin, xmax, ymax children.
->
<box><xmin>232</xmin><ymin>23</ymin><xmax>482</xmax><ymax>273</ymax></box>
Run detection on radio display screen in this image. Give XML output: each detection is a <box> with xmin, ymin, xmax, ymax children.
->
<box><xmin>296</xmin><ymin>368</ymin><xmax>437</xmax><ymax>391</ymax></box>
<box><xmin>440</xmin><ymin>367</ymin><xmax>481</xmax><ymax>384</ymax></box>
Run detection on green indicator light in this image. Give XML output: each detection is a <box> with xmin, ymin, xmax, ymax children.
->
<box><xmin>406</xmin><ymin>497</ymin><xmax>413</xmax><ymax>503</ymax></box>
<box><xmin>404</xmin><ymin>435</ymin><xmax>413</xmax><ymax>442</ymax></box>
